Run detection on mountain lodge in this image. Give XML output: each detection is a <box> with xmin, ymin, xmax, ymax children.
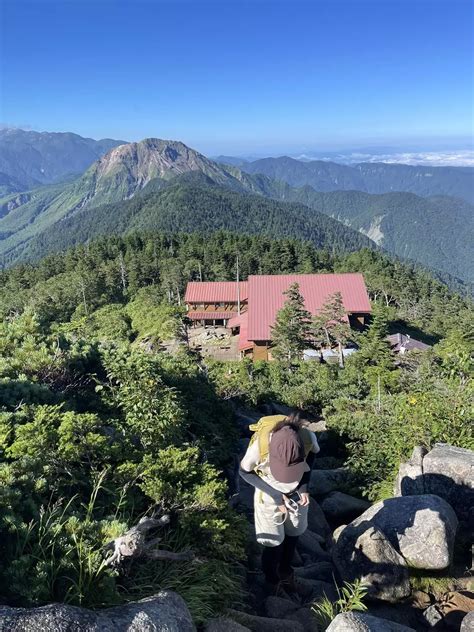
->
<box><xmin>185</xmin><ymin>273</ymin><xmax>372</xmax><ymax>361</ymax></box>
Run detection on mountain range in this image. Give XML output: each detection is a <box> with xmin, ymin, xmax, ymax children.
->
<box><xmin>0</xmin><ymin>132</ymin><xmax>472</xmax><ymax>284</ymax></box>
<box><xmin>0</xmin><ymin>128</ymin><xmax>125</xmax><ymax>191</ymax></box>
<box><xmin>218</xmin><ymin>155</ymin><xmax>474</xmax><ymax>204</ymax></box>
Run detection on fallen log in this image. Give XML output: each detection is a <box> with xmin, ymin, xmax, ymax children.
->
<box><xmin>104</xmin><ymin>514</ymin><xmax>194</xmax><ymax>567</ymax></box>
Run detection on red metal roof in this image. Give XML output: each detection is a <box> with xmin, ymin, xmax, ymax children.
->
<box><xmin>187</xmin><ymin>311</ymin><xmax>234</xmax><ymax>320</ymax></box>
<box><xmin>247</xmin><ymin>273</ymin><xmax>371</xmax><ymax>341</ymax></box>
<box><xmin>185</xmin><ymin>282</ymin><xmax>248</xmax><ymax>303</ymax></box>
<box><xmin>227</xmin><ymin>313</ymin><xmax>243</xmax><ymax>328</ymax></box>
<box><xmin>237</xmin><ymin>312</ymin><xmax>253</xmax><ymax>351</ymax></box>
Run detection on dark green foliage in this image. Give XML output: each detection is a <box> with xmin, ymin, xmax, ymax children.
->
<box><xmin>2</xmin><ymin>178</ymin><xmax>373</xmax><ymax>266</ymax></box>
<box><xmin>0</xmin><ymin>229</ymin><xmax>472</xmax><ymax>615</ymax></box>
<box><xmin>271</xmin><ymin>282</ymin><xmax>313</xmax><ymax>363</ymax></box>
<box><xmin>312</xmin><ymin>292</ymin><xmax>352</xmax><ymax>366</ymax></box>
<box><xmin>0</xmin><ymin>305</ymin><xmax>246</xmax><ymax>616</ymax></box>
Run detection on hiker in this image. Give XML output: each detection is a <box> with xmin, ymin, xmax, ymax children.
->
<box><xmin>239</xmin><ymin>411</ymin><xmax>320</xmax><ymax>592</ymax></box>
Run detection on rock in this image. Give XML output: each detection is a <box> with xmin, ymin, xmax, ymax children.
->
<box><xmin>423</xmin><ymin>604</ymin><xmax>444</xmax><ymax>628</ymax></box>
<box><xmin>423</xmin><ymin>591</ymin><xmax>474</xmax><ymax>630</ymax></box>
<box><xmin>394</xmin><ymin>446</ymin><xmax>427</xmax><ymax>496</ymax></box>
<box><xmin>204</xmin><ymin>619</ymin><xmax>251</xmax><ymax>632</ymax></box>
<box><xmin>326</xmin><ymin>612</ymin><xmax>416</xmax><ymax>631</ymax></box>
<box><xmin>423</xmin><ymin>444</ymin><xmax>474</xmax><ymax>521</ymax></box>
<box><xmin>333</xmin><ymin>524</ymin><xmax>411</xmax><ymax>602</ymax></box>
<box><xmin>332</xmin><ymin>525</ymin><xmax>346</xmax><ymax>543</ymax></box>
<box><xmin>367</xmin><ymin>603</ymin><xmax>422</xmax><ymax>629</ymax></box>
<box><xmin>461</xmin><ymin>611</ymin><xmax>474</xmax><ymax>632</ymax></box>
<box><xmin>304</xmin><ymin>420</ymin><xmax>327</xmax><ymax>433</ymax></box>
<box><xmin>0</xmin><ymin>591</ymin><xmax>195</xmax><ymax>631</ymax></box>
<box><xmin>309</xmin><ymin>468</ymin><xmax>350</xmax><ymax>496</ymax></box>
<box><xmin>269</xmin><ymin>402</ymin><xmax>294</xmax><ymax>416</ymax></box>
<box><xmin>234</xmin><ymin>408</ymin><xmax>261</xmax><ymax>437</ymax></box>
<box><xmin>295</xmin><ymin>561</ymin><xmax>336</xmax><ymax>583</ymax></box>
<box><xmin>307</xmin><ymin>497</ymin><xmax>332</xmax><ymax>540</ymax></box>
<box><xmin>349</xmin><ymin>495</ymin><xmax>458</xmax><ymax>570</ymax></box>
<box><xmin>320</xmin><ymin>492</ymin><xmax>371</xmax><ymax>522</ymax></box>
<box><xmin>227</xmin><ymin>609</ymin><xmax>305</xmax><ymax>632</ymax></box>
<box><xmin>296</xmin><ymin>578</ymin><xmax>338</xmax><ymax>603</ymax></box>
<box><xmin>396</xmin><ymin>443</ymin><xmax>474</xmax><ymax>522</ymax></box>
<box><xmin>297</xmin><ymin>530</ymin><xmax>332</xmax><ymax>561</ymax></box>
<box><xmin>292</xmin><ymin>548</ymin><xmax>304</xmax><ymax>567</ymax></box>
<box><xmin>285</xmin><ymin>607</ymin><xmax>319</xmax><ymax>632</ymax></box>
<box><xmin>264</xmin><ymin>596</ymin><xmax>299</xmax><ymax>619</ymax></box>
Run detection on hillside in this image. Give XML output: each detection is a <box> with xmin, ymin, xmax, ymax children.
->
<box><xmin>0</xmin><ymin>140</ymin><xmax>260</xmax><ymax>262</ymax></box>
<box><xmin>0</xmin><ymin>230</ymin><xmax>472</xmax><ymax>626</ymax></box>
<box><xmin>0</xmin><ymin>137</ymin><xmax>472</xmax><ymax>282</ymax></box>
<box><xmin>15</xmin><ymin>177</ymin><xmax>374</xmax><ymax>263</ymax></box>
<box><xmin>265</xmin><ymin>186</ymin><xmax>474</xmax><ymax>282</ymax></box>
<box><xmin>237</xmin><ymin>156</ymin><xmax>474</xmax><ymax>203</ymax></box>
<box><xmin>0</xmin><ymin>128</ymin><xmax>126</xmax><ymax>190</ymax></box>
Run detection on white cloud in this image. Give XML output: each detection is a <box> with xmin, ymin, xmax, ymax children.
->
<box><xmin>355</xmin><ymin>150</ymin><xmax>474</xmax><ymax>167</ymax></box>
<box><xmin>289</xmin><ymin>149</ymin><xmax>474</xmax><ymax>167</ymax></box>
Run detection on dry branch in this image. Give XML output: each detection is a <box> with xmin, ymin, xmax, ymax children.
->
<box><xmin>104</xmin><ymin>514</ymin><xmax>193</xmax><ymax>567</ymax></box>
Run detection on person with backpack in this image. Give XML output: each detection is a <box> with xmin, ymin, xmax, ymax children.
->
<box><xmin>239</xmin><ymin>411</ymin><xmax>320</xmax><ymax>593</ymax></box>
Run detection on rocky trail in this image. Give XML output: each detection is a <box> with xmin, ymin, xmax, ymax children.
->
<box><xmin>202</xmin><ymin>403</ymin><xmax>474</xmax><ymax>632</ymax></box>
<box><xmin>0</xmin><ymin>403</ymin><xmax>471</xmax><ymax>632</ymax></box>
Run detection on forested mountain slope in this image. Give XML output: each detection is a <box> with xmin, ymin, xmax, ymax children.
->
<box><xmin>238</xmin><ymin>155</ymin><xmax>474</xmax><ymax>203</ymax></box>
<box><xmin>0</xmin><ymin>128</ymin><xmax>126</xmax><ymax>190</ymax></box>
<box><xmin>14</xmin><ymin>177</ymin><xmax>374</xmax><ymax>264</ymax></box>
<box><xmin>265</xmin><ymin>186</ymin><xmax>474</xmax><ymax>282</ymax></box>
<box><xmin>1</xmin><ymin>137</ymin><xmax>472</xmax><ymax>282</ymax></box>
<box><xmin>0</xmin><ymin>139</ymin><xmax>260</xmax><ymax>262</ymax></box>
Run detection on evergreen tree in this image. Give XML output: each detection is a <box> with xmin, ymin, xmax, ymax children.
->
<box><xmin>312</xmin><ymin>292</ymin><xmax>352</xmax><ymax>367</ymax></box>
<box><xmin>357</xmin><ymin>303</ymin><xmax>392</xmax><ymax>366</ymax></box>
<box><xmin>271</xmin><ymin>283</ymin><xmax>312</xmax><ymax>363</ymax></box>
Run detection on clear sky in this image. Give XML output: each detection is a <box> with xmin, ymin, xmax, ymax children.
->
<box><xmin>1</xmin><ymin>0</ymin><xmax>473</xmax><ymax>155</ymax></box>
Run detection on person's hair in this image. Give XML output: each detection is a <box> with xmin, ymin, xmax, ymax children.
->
<box><xmin>273</xmin><ymin>410</ymin><xmax>306</xmax><ymax>434</ymax></box>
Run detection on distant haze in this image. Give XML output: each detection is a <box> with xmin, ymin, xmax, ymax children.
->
<box><xmin>215</xmin><ymin>148</ymin><xmax>474</xmax><ymax>168</ymax></box>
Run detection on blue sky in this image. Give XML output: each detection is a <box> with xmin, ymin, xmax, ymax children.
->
<box><xmin>1</xmin><ymin>0</ymin><xmax>473</xmax><ymax>155</ymax></box>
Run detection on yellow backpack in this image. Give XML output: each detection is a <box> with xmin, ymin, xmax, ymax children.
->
<box><xmin>248</xmin><ymin>414</ymin><xmax>314</xmax><ymax>464</ymax></box>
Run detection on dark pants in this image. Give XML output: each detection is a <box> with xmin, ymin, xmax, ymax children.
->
<box><xmin>261</xmin><ymin>535</ymin><xmax>299</xmax><ymax>584</ymax></box>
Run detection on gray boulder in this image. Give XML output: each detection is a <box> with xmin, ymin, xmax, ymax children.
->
<box><xmin>0</xmin><ymin>591</ymin><xmax>195</xmax><ymax>631</ymax></box>
<box><xmin>307</xmin><ymin>497</ymin><xmax>332</xmax><ymax>540</ymax></box>
<box><xmin>285</xmin><ymin>607</ymin><xmax>319</xmax><ymax>632</ymax></box>
<box><xmin>309</xmin><ymin>468</ymin><xmax>349</xmax><ymax>495</ymax></box>
<box><xmin>264</xmin><ymin>596</ymin><xmax>299</xmax><ymax>619</ymax></box>
<box><xmin>423</xmin><ymin>444</ymin><xmax>474</xmax><ymax>521</ymax></box>
<box><xmin>295</xmin><ymin>560</ymin><xmax>336</xmax><ymax>583</ymax></box>
<box><xmin>461</xmin><ymin>611</ymin><xmax>474</xmax><ymax>632</ymax></box>
<box><xmin>396</xmin><ymin>444</ymin><xmax>474</xmax><ymax>521</ymax></box>
<box><xmin>295</xmin><ymin>578</ymin><xmax>338</xmax><ymax>603</ymax></box>
<box><xmin>320</xmin><ymin>492</ymin><xmax>371</xmax><ymax>522</ymax></box>
<box><xmin>204</xmin><ymin>619</ymin><xmax>251</xmax><ymax>632</ymax></box>
<box><xmin>350</xmin><ymin>495</ymin><xmax>458</xmax><ymax>570</ymax></box>
<box><xmin>227</xmin><ymin>610</ymin><xmax>305</xmax><ymax>632</ymax></box>
<box><xmin>326</xmin><ymin>612</ymin><xmax>416</xmax><ymax>631</ymax></box>
<box><xmin>394</xmin><ymin>446</ymin><xmax>427</xmax><ymax>496</ymax></box>
<box><xmin>297</xmin><ymin>529</ymin><xmax>332</xmax><ymax>561</ymax></box>
<box><xmin>333</xmin><ymin>524</ymin><xmax>411</xmax><ymax>602</ymax></box>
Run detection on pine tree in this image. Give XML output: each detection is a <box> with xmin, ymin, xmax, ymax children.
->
<box><xmin>271</xmin><ymin>282</ymin><xmax>312</xmax><ymax>363</ymax></box>
<box><xmin>312</xmin><ymin>292</ymin><xmax>352</xmax><ymax>367</ymax></box>
<box><xmin>357</xmin><ymin>303</ymin><xmax>392</xmax><ymax>366</ymax></box>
